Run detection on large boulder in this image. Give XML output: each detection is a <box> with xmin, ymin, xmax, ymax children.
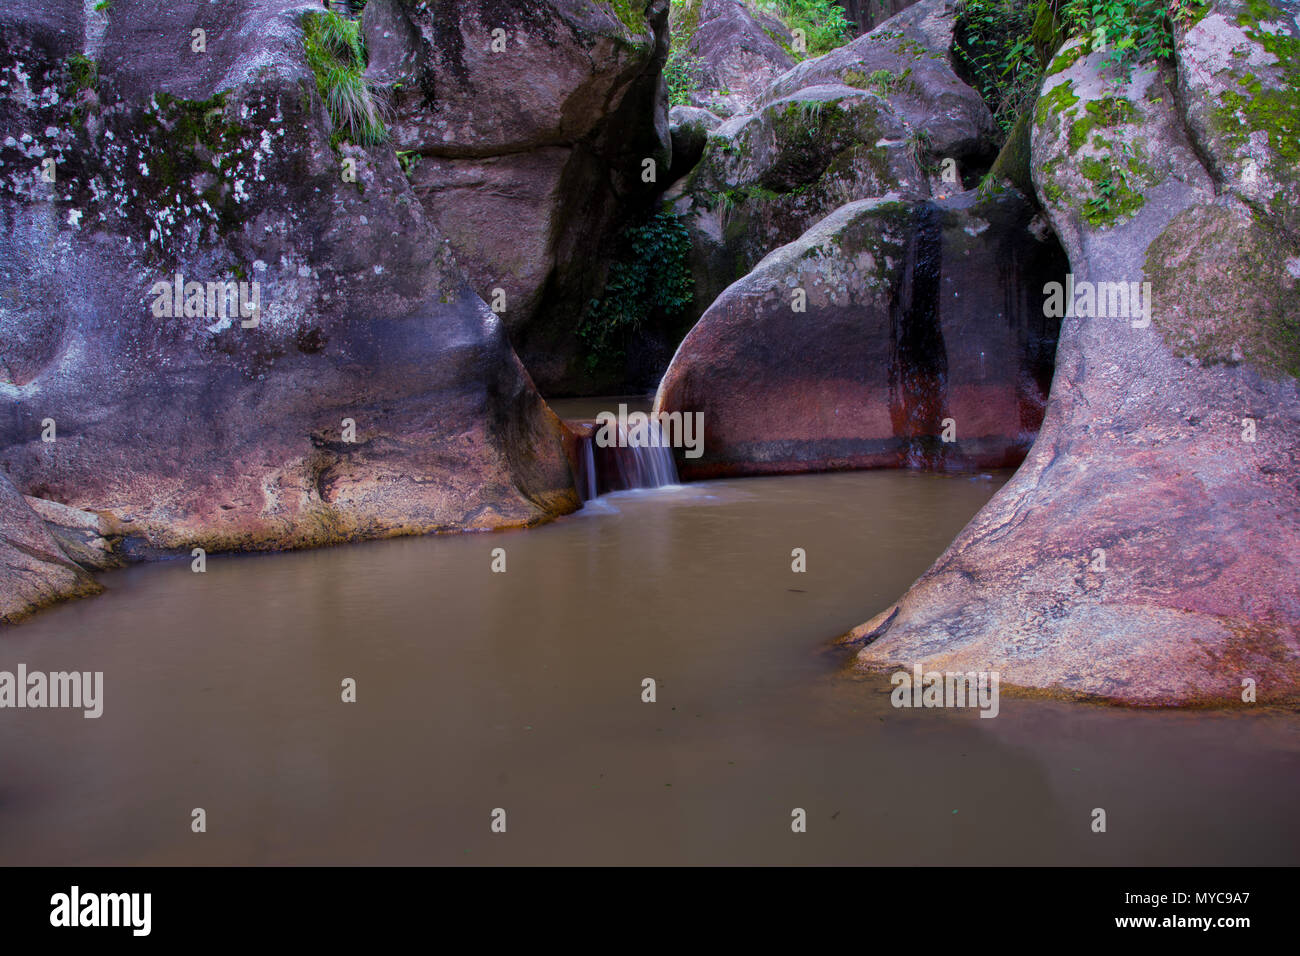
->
<box><xmin>847</xmin><ymin>10</ymin><xmax>1300</xmax><ymax>706</ymax></box>
<box><xmin>365</xmin><ymin>0</ymin><xmax>673</xmax><ymax>394</ymax></box>
<box><xmin>671</xmin><ymin>86</ymin><xmax>929</xmax><ymax>314</ymax></box>
<box><xmin>758</xmin><ymin>0</ymin><xmax>992</xmax><ymax>163</ymax></box>
<box><xmin>676</xmin><ymin>0</ymin><xmax>796</xmax><ymax>116</ymax></box>
<box><xmin>654</xmin><ymin>189</ymin><xmax>1065</xmax><ymax>477</ymax></box>
<box><xmin>669</xmin><ymin>0</ymin><xmax>995</xmax><ymax>321</ymax></box>
<box><xmin>0</xmin><ymin>0</ymin><xmax>577</xmax><ymax>571</ymax></box>
<box><xmin>1173</xmin><ymin>0</ymin><xmax>1300</xmax><ymax>242</ymax></box>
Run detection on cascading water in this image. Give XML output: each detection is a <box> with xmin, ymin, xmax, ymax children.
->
<box><xmin>570</xmin><ymin>418</ymin><xmax>679</xmax><ymax>501</ymax></box>
<box><xmin>611</xmin><ymin>420</ymin><xmax>678</xmax><ymax>490</ymax></box>
<box><xmin>580</xmin><ymin>437</ymin><xmax>598</xmax><ymax>501</ymax></box>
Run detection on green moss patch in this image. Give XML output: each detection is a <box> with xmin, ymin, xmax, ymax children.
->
<box><xmin>1145</xmin><ymin>204</ymin><xmax>1300</xmax><ymax>378</ymax></box>
<box><xmin>1067</xmin><ymin>96</ymin><xmax>1135</xmax><ymax>151</ymax></box>
<box><xmin>1034</xmin><ymin>79</ymin><xmax>1079</xmax><ymax>131</ymax></box>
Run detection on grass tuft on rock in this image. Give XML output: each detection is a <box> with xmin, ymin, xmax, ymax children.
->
<box><xmin>302</xmin><ymin>10</ymin><xmax>389</xmax><ymax>146</ymax></box>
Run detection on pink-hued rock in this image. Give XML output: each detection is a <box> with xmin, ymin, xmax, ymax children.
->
<box><xmin>0</xmin><ymin>474</ymin><xmax>100</xmax><ymax>626</ymax></box>
<box><xmin>654</xmin><ymin>189</ymin><xmax>1065</xmax><ymax>477</ymax></box>
<box><xmin>679</xmin><ymin>0</ymin><xmax>796</xmax><ymax>115</ymax></box>
<box><xmin>846</xmin><ymin>20</ymin><xmax>1300</xmax><ymax>706</ymax></box>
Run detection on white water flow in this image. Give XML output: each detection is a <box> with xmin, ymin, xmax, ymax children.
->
<box><xmin>581</xmin><ymin>438</ymin><xmax>598</xmax><ymax>501</ymax></box>
<box><xmin>572</xmin><ymin>417</ymin><xmax>679</xmax><ymax>500</ymax></box>
<box><xmin>610</xmin><ymin>419</ymin><xmax>678</xmax><ymax>491</ymax></box>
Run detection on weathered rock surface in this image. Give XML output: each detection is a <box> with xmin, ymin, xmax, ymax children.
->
<box><xmin>23</xmin><ymin>496</ymin><xmax>126</xmax><ymax>571</ymax></box>
<box><xmin>366</xmin><ymin>0</ymin><xmax>673</xmax><ymax>394</ymax></box>
<box><xmin>654</xmin><ymin>189</ymin><xmax>1065</xmax><ymax>477</ymax></box>
<box><xmin>670</xmin><ymin>0</ymin><xmax>995</xmax><ymax>320</ymax></box>
<box><xmin>758</xmin><ymin>0</ymin><xmax>992</xmax><ymax>164</ymax></box>
<box><xmin>1</xmin><ymin>474</ymin><xmax>100</xmax><ymax>625</ymax></box>
<box><xmin>677</xmin><ymin>0</ymin><xmax>796</xmax><ymax>115</ymax></box>
<box><xmin>848</xmin><ymin>11</ymin><xmax>1300</xmax><ymax>706</ymax></box>
<box><xmin>1174</xmin><ymin>0</ymin><xmax>1300</xmax><ymax>242</ymax></box>
<box><xmin>0</xmin><ymin>0</ymin><xmax>577</xmax><ymax>590</ymax></box>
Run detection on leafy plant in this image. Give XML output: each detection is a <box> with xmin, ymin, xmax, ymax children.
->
<box><xmin>93</xmin><ymin>0</ymin><xmax>112</xmax><ymax>12</ymax></box>
<box><xmin>665</xmin><ymin>43</ymin><xmax>705</xmax><ymax>106</ymax></box>
<box><xmin>302</xmin><ymin>10</ymin><xmax>390</xmax><ymax>146</ymax></box>
<box><xmin>955</xmin><ymin>0</ymin><xmax>1045</xmax><ymax>133</ymax></box>
<box><xmin>396</xmin><ymin>150</ymin><xmax>420</xmax><ymax>176</ymax></box>
<box><xmin>1084</xmin><ymin>175</ymin><xmax>1117</xmax><ymax>216</ymax></box>
<box><xmin>1059</xmin><ymin>0</ymin><xmax>1208</xmax><ymax>74</ymax></box>
<box><xmin>579</xmin><ymin>210</ymin><xmax>695</xmax><ymax>371</ymax></box>
<box><xmin>759</xmin><ymin>0</ymin><xmax>853</xmax><ymax>57</ymax></box>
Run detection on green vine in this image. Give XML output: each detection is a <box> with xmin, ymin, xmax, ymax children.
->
<box><xmin>579</xmin><ymin>210</ymin><xmax>695</xmax><ymax>372</ymax></box>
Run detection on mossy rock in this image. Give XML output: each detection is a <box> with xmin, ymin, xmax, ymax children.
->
<box><xmin>984</xmin><ymin>109</ymin><xmax>1033</xmax><ymax>197</ymax></box>
<box><xmin>1146</xmin><ymin>203</ymin><xmax>1300</xmax><ymax>379</ymax></box>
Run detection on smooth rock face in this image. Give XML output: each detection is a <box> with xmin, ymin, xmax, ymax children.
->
<box><xmin>0</xmin><ymin>1</ymin><xmax>577</xmax><ymax>574</ymax></box>
<box><xmin>681</xmin><ymin>0</ymin><xmax>795</xmax><ymax>115</ymax></box>
<box><xmin>849</xmin><ymin>12</ymin><xmax>1300</xmax><ymax>705</ymax></box>
<box><xmin>671</xmin><ymin>0</ymin><xmax>995</xmax><ymax>320</ymax></box>
<box><xmin>654</xmin><ymin>189</ymin><xmax>1065</xmax><ymax>477</ymax></box>
<box><xmin>0</xmin><ymin>474</ymin><xmax>101</xmax><ymax>625</ymax></box>
<box><xmin>367</xmin><ymin>0</ymin><xmax>673</xmax><ymax>394</ymax></box>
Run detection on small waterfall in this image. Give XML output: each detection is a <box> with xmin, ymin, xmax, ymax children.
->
<box><xmin>611</xmin><ymin>419</ymin><xmax>678</xmax><ymax>491</ymax></box>
<box><xmin>569</xmin><ymin>418</ymin><xmax>679</xmax><ymax>501</ymax></box>
<box><xmin>580</xmin><ymin>438</ymin><xmax>598</xmax><ymax>501</ymax></box>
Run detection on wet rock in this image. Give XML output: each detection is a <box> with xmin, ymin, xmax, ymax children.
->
<box><xmin>654</xmin><ymin>188</ymin><xmax>1066</xmax><ymax>477</ymax></box>
<box><xmin>849</xmin><ymin>15</ymin><xmax>1300</xmax><ymax>705</ymax></box>
<box><xmin>0</xmin><ymin>475</ymin><xmax>101</xmax><ymax>626</ymax></box>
